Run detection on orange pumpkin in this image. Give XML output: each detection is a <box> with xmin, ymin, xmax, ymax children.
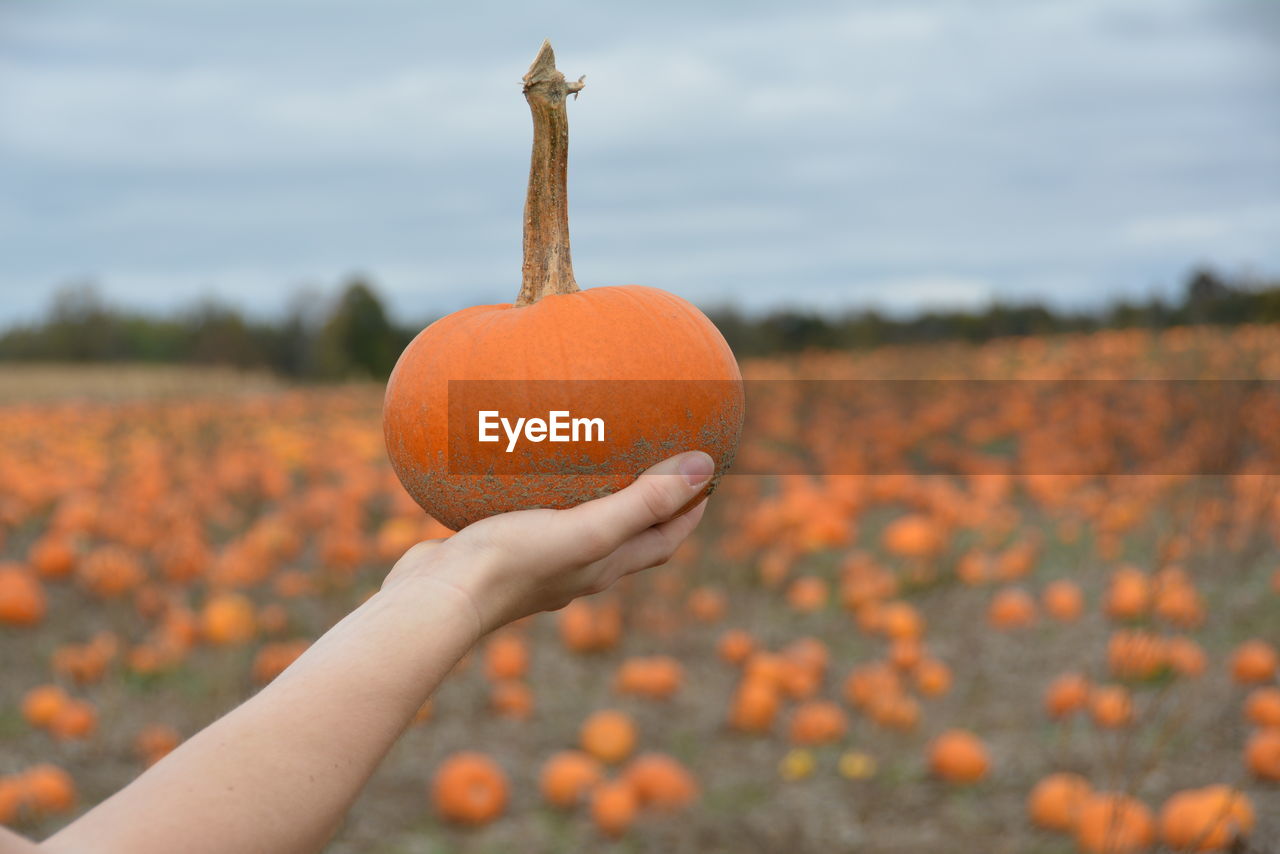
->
<box><xmin>788</xmin><ymin>700</ymin><xmax>848</xmax><ymax>746</ymax></box>
<box><xmin>0</xmin><ymin>776</ymin><xmax>24</xmax><ymax>825</ymax></box>
<box><xmin>1153</xmin><ymin>582</ymin><xmax>1204</xmax><ymax>628</ymax></box>
<box><xmin>200</xmin><ymin>593</ymin><xmax>257</xmax><ymax>645</ymax></box>
<box><xmin>882</xmin><ymin>514</ymin><xmax>944</xmax><ymax>558</ymax></box>
<box><xmin>156</xmin><ymin>534</ymin><xmax>210</xmax><ymax>585</ymax></box>
<box><xmin>28</xmin><ymin>535</ymin><xmax>77</xmax><ymax>580</ymax></box>
<box><xmin>0</xmin><ymin>564</ymin><xmax>46</xmax><ymax>627</ymax></box>
<box><xmin>21</xmin><ymin>684</ymin><xmax>68</xmax><ymax>729</ymax></box>
<box><xmin>613</xmin><ymin>656</ymin><xmax>683</xmax><ymax>701</ymax></box>
<box><xmin>1089</xmin><ymin>684</ymin><xmax>1134</xmax><ymax>728</ymax></box>
<box><xmin>1041</xmin><ymin>579</ymin><xmax>1084</xmax><ymax>621</ymax></box>
<box><xmin>557</xmin><ymin>598</ymin><xmax>621</xmax><ymax>653</ymax></box>
<box><xmin>1107</xmin><ymin>630</ymin><xmax>1167</xmax><ymax>679</ymax></box>
<box><xmin>49</xmin><ymin>698</ymin><xmax>98</xmax><ymax>741</ymax></box>
<box><xmin>52</xmin><ymin>642</ymin><xmax>111</xmax><ymax>685</ymax></box>
<box><xmin>22</xmin><ymin>764</ymin><xmax>76</xmax><ymax>814</ymax></box>
<box><xmin>1044</xmin><ymin>676</ymin><xmax>1095</xmax><ymax>722</ymax></box>
<box><xmin>686</xmin><ymin>586</ymin><xmax>728</xmax><ymax>623</ymax></box>
<box><xmin>1159</xmin><ymin>785</ymin><xmax>1254</xmax><ymax>851</ymax></box>
<box><xmin>484</xmin><ymin>634</ymin><xmax>530</xmax><ymax>682</ymax></box>
<box><xmin>743</xmin><ymin>652</ymin><xmax>788</xmax><ymax>691</ymax></box>
<box><xmin>988</xmin><ymin>587</ymin><xmax>1038</xmax><ymax>630</ymax></box>
<box><xmin>914</xmin><ymin>657</ymin><xmax>952</xmax><ymax>697</ymax></box>
<box><xmin>782</xmin><ymin>637</ymin><xmax>830</xmax><ymax>677</ymax></box>
<box><xmin>1244</xmin><ymin>687</ymin><xmax>1280</xmax><ymax>728</ymax></box>
<box><xmin>717</xmin><ymin>629</ymin><xmax>756</xmax><ymax>665</ymax></box>
<box><xmin>1076</xmin><ymin>793</ymin><xmax>1154</xmax><ymax>854</ymax></box>
<box><xmin>757</xmin><ymin>546</ymin><xmax>795</xmax><ymax>588</ymax></box>
<box><xmin>77</xmin><ymin>546</ymin><xmax>145</xmax><ymax>599</ymax></box>
<box><xmin>580</xmin><ymin>710</ymin><xmax>637</xmax><ymax>764</ymax></box>
<box><xmin>729</xmin><ymin>678</ymin><xmax>781</xmax><ymax>733</ymax></box>
<box><xmin>785</xmin><ymin>576</ymin><xmax>829</xmax><ymax>612</ymax></box>
<box><xmin>928</xmin><ymin>729</ymin><xmax>989</xmax><ymax>783</ymax></box>
<box><xmin>1229</xmin><ymin>639</ymin><xmax>1277</xmax><ymax>684</ymax></box>
<box><xmin>844</xmin><ymin>662</ymin><xmax>902</xmax><ymax>709</ymax></box>
<box><xmin>955</xmin><ymin>549</ymin><xmax>991</xmax><ymax>586</ymax></box>
<box><xmin>431</xmin><ymin>752</ymin><xmax>508</xmax><ymax>826</ymax></box>
<box><xmin>1105</xmin><ymin>566</ymin><xmax>1152</xmax><ymax>620</ymax></box>
<box><xmin>855</xmin><ymin>601</ymin><xmax>885</xmax><ymax>634</ymax></box>
<box><xmin>382</xmin><ymin>44</ymin><xmax>742</xmax><ymax>531</ymax></box>
<box><xmin>1166</xmin><ymin>636</ymin><xmax>1207</xmax><ymax>678</ymax></box>
<box><xmin>1027</xmin><ymin>772</ymin><xmax>1091</xmax><ymax>832</ymax></box>
<box><xmin>590</xmin><ymin>778</ymin><xmax>637</xmax><ymax>838</ymax></box>
<box><xmin>868</xmin><ymin>692</ymin><xmax>921</xmax><ymax>732</ymax></box>
<box><xmin>879</xmin><ymin>601</ymin><xmax>925</xmax><ymax>641</ymax></box>
<box><xmin>778</xmin><ymin>661</ymin><xmax>822</xmax><ymax>700</ymax></box>
<box><xmin>622</xmin><ymin>753</ymin><xmax>698</xmax><ymax>811</ymax></box>
<box><xmin>1245</xmin><ymin>728</ymin><xmax>1280</xmax><ymax>780</ymax></box>
<box><xmin>539</xmin><ymin>750</ymin><xmax>603</xmax><ymax>808</ymax></box>
<box><xmin>127</xmin><ymin>644</ymin><xmax>165</xmax><ymax>676</ymax></box>
<box><xmin>489</xmin><ymin>680</ymin><xmax>535</xmax><ymax>719</ymax></box>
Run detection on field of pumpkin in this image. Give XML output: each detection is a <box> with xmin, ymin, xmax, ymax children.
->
<box><xmin>2</xmin><ymin>324</ymin><xmax>1279</xmax><ymax>853</ymax></box>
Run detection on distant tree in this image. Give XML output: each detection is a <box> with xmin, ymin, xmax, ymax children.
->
<box><xmin>185</xmin><ymin>299</ymin><xmax>263</xmax><ymax>368</ymax></box>
<box><xmin>1187</xmin><ymin>268</ymin><xmax>1231</xmax><ymax>305</ymax></box>
<box><xmin>317</xmin><ymin>278</ymin><xmax>402</xmax><ymax>379</ymax></box>
<box><xmin>271</xmin><ymin>287</ymin><xmax>328</xmax><ymax>378</ymax></box>
<box><xmin>45</xmin><ymin>282</ymin><xmax>119</xmax><ymax>360</ymax></box>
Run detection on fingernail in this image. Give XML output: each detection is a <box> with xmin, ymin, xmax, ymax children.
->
<box><xmin>679</xmin><ymin>452</ymin><xmax>715</xmax><ymax>487</ymax></box>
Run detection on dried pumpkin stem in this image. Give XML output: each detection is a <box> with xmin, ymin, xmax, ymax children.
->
<box><xmin>517</xmin><ymin>40</ymin><xmax>584</xmax><ymax>306</ymax></box>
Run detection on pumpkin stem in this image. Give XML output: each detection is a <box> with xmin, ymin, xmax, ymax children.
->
<box><xmin>517</xmin><ymin>40</ymin><xmax>583</xmax><ymax>306</ymax></box>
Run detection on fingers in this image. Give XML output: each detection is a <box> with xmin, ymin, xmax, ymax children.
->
<box><xmin>564</xmin><ymin>451</ymin><xmax>715</xmax><ymax>561</ymax></box>
<box><xmin>592</xmin><ymin>499</ymin><xmax>708</xmax><ymax>588</ymax></box>
<box><xmin>441</xmin><ymin>454</ymin><xmax>717</xmax><ymax>629</ymax></box>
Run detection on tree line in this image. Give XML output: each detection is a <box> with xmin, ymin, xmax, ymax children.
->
<box><xmin>0</xmin><ymin>280</ymin><xmax>411</xmax><ymax>380</ymax></box>
<box><xmin>0</xmin><ymin>268</ymin><xmax>1276</xmax><ymax>379</ymax></box>
<box><xmin>710</xmin><ymin>269</ymin><xmax>1280</xmax><ymax>358</ymax></box>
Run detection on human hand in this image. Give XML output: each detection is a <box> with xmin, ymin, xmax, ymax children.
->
<box><xmin>383</xmin><ymin>451</ymin><xmax>715</xmax><ymax>635</ymax></box>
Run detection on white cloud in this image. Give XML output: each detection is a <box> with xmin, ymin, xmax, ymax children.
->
<box><xmin>1</xmin><ymin>0</ymin><xmax>1277</xmax><ymax>322</ymax></box>
<box><xmin>0</xmin><ymin>62</ymin><xmax>523</xmax><ymax>167</ymax></box>
<box><xmin>1119</xmin><ymin>204</ymin><xmax>1280</xmax><ymax>249</ymax></box>
<box><xmin>866</xmin><ymin>275</ymin><xmax>994</xmax><ymax>315</ymax></box>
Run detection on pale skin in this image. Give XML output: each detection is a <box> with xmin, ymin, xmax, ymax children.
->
<box><xmin>1</xmin><ymin>451</ymin><xmax>716</xmax><ymax>854</ymax></box>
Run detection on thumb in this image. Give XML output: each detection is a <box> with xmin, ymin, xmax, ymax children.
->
<box><xmin>565</xmin><ymin>451</ymin><xmax>715</xmax><ymax>556</ymax></box>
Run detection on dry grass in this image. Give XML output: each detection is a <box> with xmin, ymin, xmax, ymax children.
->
<box><xmin>0</xmin><ymin>363</ymin><xmax>286</xmax><ymax>402</ymax></box>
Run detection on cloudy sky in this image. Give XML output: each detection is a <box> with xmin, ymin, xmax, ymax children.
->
<box><xmin>1</xmin><ymin>0</ymin><xmax>1277</xmax><ymax>324</ymax></box>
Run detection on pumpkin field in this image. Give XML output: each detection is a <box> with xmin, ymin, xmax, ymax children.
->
<box><xmin>2</xmin><ymin>325</ymin><xmax>1279</xmax><ymax>853</ymax></box>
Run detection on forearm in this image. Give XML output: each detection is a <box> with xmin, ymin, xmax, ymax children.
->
<box><xmin>2</xmin><ymin>827</ymin><xmax>40</xmax><ymax>854</ymax></box>
<box><xmin>43</xmin><ymin>576</ymin><xmax>480</xmax><ymax>854</ymax></box>
<box><xmin>32</xmin><ymin>452</ymin><xmax>711</xmax><ymax>854</ymax></box>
